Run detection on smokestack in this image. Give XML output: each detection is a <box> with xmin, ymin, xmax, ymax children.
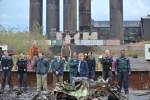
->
<box><xmin>79</xmin><ymin>0</ymin><xmax>91</xmax><ymax>32</ymax></box>
<box><xmin>29</xmin><ymin>0</ymin><xmax>43</xmax><ymax>33</ymax></box>
<box><xmin>63</xmin><ymin>0</ymin><xmax>77</xmax><ymax>33</ymax></box>
<box><xmin>110</xmin><ymin>0</ymin><xmax>124</xmax><ymax>44</ymax></box>
<box><xmin>46</xmin><ymin>0</ymin><xmax>60</xmax><ymax>39</ymax></box>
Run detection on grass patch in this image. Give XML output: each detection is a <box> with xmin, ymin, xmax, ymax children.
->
<box><xmin>0</xmin><ymin>32</ymin><xmax>48</xmax><ymax>54</ymax></box>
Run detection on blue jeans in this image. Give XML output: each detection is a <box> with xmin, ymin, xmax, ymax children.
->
<box><xmin>117</xmin><ymin>71</ymin><xmax>129</xmax><ymax>93</ymax></box>
<box><xmin>1</xmin><ymin>70</ymin><xmax>13</xmax><ymax>91</ymax></box>
<box><xmin>18</xmin><ymin>72</ymin><xmax>27</xmax><ymax>90</ymax></box>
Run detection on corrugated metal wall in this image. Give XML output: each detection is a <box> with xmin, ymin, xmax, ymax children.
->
<box><xmin>2</xmin><ymin>71</ymin><xmax>149</xmax><ymax>90</ymax></box>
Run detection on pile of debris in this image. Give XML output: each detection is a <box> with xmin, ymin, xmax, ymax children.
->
<box><xmin>0</xmin><ymin>88</ymin><xmax>54</xmax><ymax>100</ymax></box>
<box><xmin>0</xmin><ymin>77</ymin><xmax>129</xmax><ymax>100</ymax></box>
<box><xmin>53</xmin><ymin>77</ymin><xmax>126</xmax><ymax>100</ymax></box>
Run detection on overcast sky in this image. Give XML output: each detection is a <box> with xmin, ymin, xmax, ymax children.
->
<box><xmin>0</xmin><ymin>0</ymin><xmax>150</xmax><ymax>32</ymax></box>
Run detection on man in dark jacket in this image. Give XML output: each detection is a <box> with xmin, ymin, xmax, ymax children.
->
<box><xmin>35</xmin><ymin>53</ymin><xmax>49</xmax><ymax>91</ymax></box>
<box><xmin>78</xmin><ymin>53</ymin><xmax>89</xmax><ymax>77</ymax></box>
<box><xmin>1</xmin><ymin>50</ymin><xmax>13</xmax><ymax>93</ymax></box>
<box><xmin>51</xmin><ymin>55</ymin><xmax>65</xmax><ymax>87</ymax></box>
<box><xmin>16</xmin><ymin>53</ymin><xmax>28</xmax><ymax>91</ymax></box>
<box><xmin>0</xmin><ymin>47</ymin><xmax>3</xmax><ymax>63</ymax></box>
<box><xmin>100</xmin><ymin>50</ymin><xmax>113</xmax><ymax>81</ymax></box>
<box><xmin>86</xmin><ymin>51</ymin><xmax>96</xmax><ymax>79</ymax></box>
<box><xmin>68</xmin><ymin>52</ymin><xmax>79</xmax><ymax>83</ymax></box>
<box><xmin>116</xmin><ymin>50</ymin><xmax>131</xmax><ymax>95</ymax></box>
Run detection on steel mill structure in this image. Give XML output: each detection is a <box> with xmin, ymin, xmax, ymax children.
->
<box><xmin>63</xmin><ymin>0</ymin><xmax>77</xmax><ymax>33</ymax></box>
<box><xmin>79</xmin><ymin>0</ymin><xmax>91</xmax><ymax>32</ymax></box>
<box><xmin>29</xmin><ymin>0</ymin><xmax>124</xmax><ymax>43</ymax></box>
<box><xmin>29</xmin><ymin>0</ymin><xmax>43</xmax><ymax>33</ymax></box>
<box><xmin>46</xmin><ymin>0</ymin><xmax>60</xmax><ymax>39</ymax></box>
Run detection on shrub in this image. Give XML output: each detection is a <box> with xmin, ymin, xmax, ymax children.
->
<box><xmin>0</xmin><ymin>32</ymin><xmax>48</xmax><ymax>54</ymax></box>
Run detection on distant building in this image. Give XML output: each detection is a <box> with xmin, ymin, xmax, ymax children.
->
<box><xmin>91</xmin><ymin>20</ymin><xmax>141</xmax><ymax>42</ymax></box>
<box><xmin>141</xmin><ymin>16</ymin><xmax>150</xmax><ymax>41</ymax></box>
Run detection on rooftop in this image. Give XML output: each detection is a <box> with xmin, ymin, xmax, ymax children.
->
<box><xmin>92</xmin><ymin>20</ymin><xmax>141</xmax><ymax>28</ymax></box>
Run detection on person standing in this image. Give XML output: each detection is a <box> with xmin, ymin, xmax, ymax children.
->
<box><xmin>0</xmin><ymin>47</ymin><xmax>3</xmax><ymax>63</ymax></box>
<box><xmin>100</xmin><ymin>50</ymin><xmax>113</xmax><ymax>81</ymax></box>
<box><xmin>61</xmin><ymin>44</ymin><xmax>71</xmax><ymax>61</ymax></box>
<box><xmin>116</xmin><ymin>50</ymin><xmax>131</xmax><ymax>95</ymax></box>
<box><xmin>35</xmin><ymin>53</ymin><xmax>49</xmax><ymax>91</ymax></box>
<box><xmin>77</xmin><ymin>53</ymin><xmax>89</xmax><ymax>77</ymax></box>
<box><xmin>1</xmin><ymin>50</ymin><xmax>13</xmax><ymax>93</ymax></box>
<box><xmin>16</xmin><ymin>53</ymin><xmax>28</xmax><ymax>91</ymax></box>
<box><xmin>86</xmin><ymin>51</ymin><xmax>96</xmax><ymax>79</ymax></box>
<box><xmin>28</xmin><ymin>40</ymin><xmax>41</xmax><ymax>70</ymax></box>
<box><xmin>68</xmin><ymin>52</ymin><xmax>79</xmax><ymax>83</ymax></box>
<box><xmin>51</xmin><ymin>54</ymin><xmax>65</xmax><ymax>87</ymax></box>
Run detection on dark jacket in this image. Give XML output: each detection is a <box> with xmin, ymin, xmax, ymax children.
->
<box><xmin>100</xmin><ymin>56</ymin><xmax>113</xmax><ymax>71</ymax></box>
<box><xmin>0</xmin><ymin>50</ymin><xmax>3</xmax><ymax>62</ymax></box>
<box><xmin>116</xmin><ymin>56</ymin><xmax>131</xmax><ymax>72</ymax></box>
<box><xmin>86</xmin><ymin>58</ymin><xmax>96</xmax><ymax>72</ymax></box>
<box><xmin>35</xmin><ymin>58</ymin><xmax>49</xmax><ymax>75</ymax></box>
<box><xmin>78</xmin><ymin>60</ymin><xmax>89</xmax><ymax>77</ymax></box>
<box><xmin>16</xmin><ymin>58</ymin><xmax>28</xmax><ymax>73</ymax></box>
<box><xmin>68</xmin><ymin>58</ymin><xmax>79</xmax><ymax>74</ymax></box>
<box><xmin>1</xmin><ymin>56</ymin><xmax>13</xmax><ymax>71</ymax></box>
<box><xmin>51</xmin><ymin>58</ymin><xmax>65</xmax><ymax>75</ymax></box>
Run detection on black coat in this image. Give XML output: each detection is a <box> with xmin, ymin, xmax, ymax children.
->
<box><xmin>100</xmin><ymin>56</ymin><xmax>113</xmax><ymax>71</ymax></box>
<box><xmin>16</xmin><ymin>58</ymin><xmax>28</xmax><ymax>73</ymax></box>
<box><xmin>86</xmin><ymin>58</ymin><xmax>96</xmax><ymax>72</ymax></box>
<box><xmin>1</xmin><ymin>56</ymin><xmax>13</xmax><ymax>71</ymax></box>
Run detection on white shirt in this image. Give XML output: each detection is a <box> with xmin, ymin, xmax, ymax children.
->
<box><xmin>78</xmin><ymin>61</ymin><xmax>81</xmax><ymax>73</ymax></box>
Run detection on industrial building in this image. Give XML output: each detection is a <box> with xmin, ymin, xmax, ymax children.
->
<box><xmin>109</xmin><ymin>0</ymin><xmax>124</xmax><ymax>43</ymax></box>
<box><xmin>29</xmin><ymin>0</ymin><xmax>150</xmax><ymax>43</ymax></box>
<box><xmin>29</xmin><ymin>0</ymin><xmax>122</xmax><ymax>41</ymax></box>
<box><xmin>79</xmin><ymin>0</ymin><xmax>91</xmax><ymax>32</ymax></box>
<box><xmin>141</xmin><ymin>16</ymin><xmax>150</xmax><ymax>41</ymax></box>
<box><xmin>92</xmin><ymin>20</ymin><xmax>141</xmax><ymax>43</ymax></box>
<box><xmin>46</xmin><ymin>0</ymin><xmax>60</xmax><ymax>39</ymax></box>
<box><xmin>63</xmin><ymin>0</ymin><xmax>77</xmax><ymax>33</ymax></box>
<box><xmin>29</xmin><ymin>0</ymin><xmax>43</xmax><ymax>33</ymax></box>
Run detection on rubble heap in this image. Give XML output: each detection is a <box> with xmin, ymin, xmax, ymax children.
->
<box><xmin>0</xmin><ymin>77</ymin><xmax>131</xmax><ymax>100</ymax></box>
<box><xmin>53</xmin><ymin>77</ymin><xmax>126</xmax><ymax>100</ymax></box>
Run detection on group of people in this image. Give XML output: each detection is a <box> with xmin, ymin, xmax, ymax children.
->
<box><xmin>0</xmin><ymin>41</ymin><xmax>131</xmax><ymax>96</ymax></box>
